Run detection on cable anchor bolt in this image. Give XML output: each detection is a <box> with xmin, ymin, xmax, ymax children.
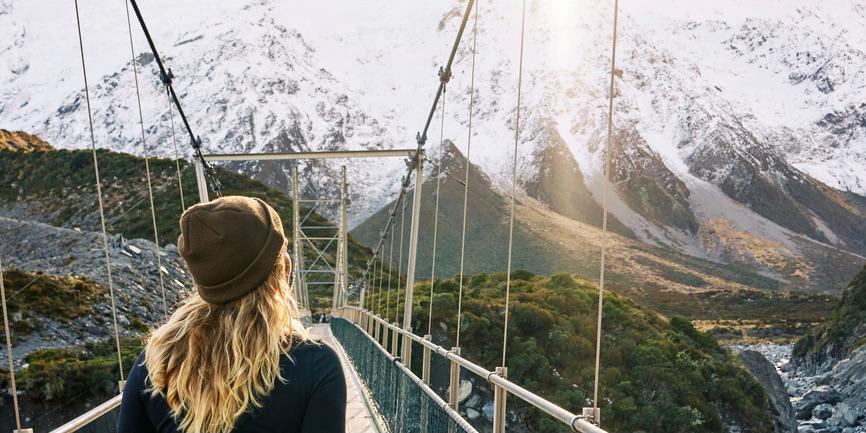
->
<box><xmin>581</xmin><ymin>407</ymin><xmax>601</xmax><ymax>425</ymax></box>
<box><xmin>160</xmin><ymin>68</ymin><xmax>174</xmax><ymax>86</ymax></box>
<box><xmin>438</xmin><ymin>66</ymin><xmax>452</xmax><ymax>84</ymax></box>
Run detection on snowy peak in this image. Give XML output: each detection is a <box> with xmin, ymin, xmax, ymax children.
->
<box><xmin>2</xmin><ymin>0</ymin><xmax>865</xmax><ymax>290</ymax></box>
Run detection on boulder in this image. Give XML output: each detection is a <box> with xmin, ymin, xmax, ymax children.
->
<box><xmin>465</xmin><ymin>408</ymin><xmax>480</xmax><ymax>420</ymax></box>
<box><xmin>827</xmin><ymin>403</ymin><xmax>857</xmax><ymax>428</ymax></box>
<box><xmin>739</xmin><ymin>350</ymin><xmax>797</xmax><ymax>432</ymax></box>
<box><xmin>482</xmin><ymin>400</ymin><xmax>494</xmax><ymax>420</ymax></box>
<box><xmin>797</xmin><ymin>386</ymin><xmax>843</xmax><ymax>419</ymax></box>
<box><xmin>813</xmin><ymin>404</ymin><xmax>834</xmax><ymax>420</ymax></box>
<box><xmin>797</xmin><ymin>425</ymin><xmax>816</xmax><ymax>433</ymax></box>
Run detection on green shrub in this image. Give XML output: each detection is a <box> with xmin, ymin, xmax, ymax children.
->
<box><xmin>2</xmin><ymin>268</ymin><xmax>103</xmax><ymax>321</ymax></box>
<box><xmin>403</xmin><ymin>272</ymin><xmax>773</xmax><ymax>433</ymax></box>
<box><xmin>0</xmin><ymin>338</ymin><xmax>143</xmax><ymax>402</ymax></box>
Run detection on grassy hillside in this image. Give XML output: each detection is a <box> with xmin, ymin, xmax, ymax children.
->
<box><xmin>370</xmin><ymin>271</ymin><xmax>774</xmax><ymax>433</ymax></box>
<box><xmin>793</xmin><ymin>264</ymin><xmax>866</xmax><ymax>363</ymax></box>
<box><xmin>0</xmin><ymin>146</ymin><xmax>372</xmax><ymax>311</ymax></box>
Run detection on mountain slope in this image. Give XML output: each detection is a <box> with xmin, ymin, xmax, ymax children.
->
<box><xmin>2</xmin><ymin>0</ymin><xmax>865</xmax><ymax>293</ymax></box>
<box><xmin>0</xmin><ymin>144</ymin><xmax>373</xmax><ymax>312</ymax></box>
<box><xmin>352</xmin><ymin>143</ymin><xmax>849</xmax><ymax>321</ymax></box>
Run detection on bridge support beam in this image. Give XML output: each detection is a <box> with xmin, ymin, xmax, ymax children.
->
<box><xmin>449</xmin><ymin>346</ymin><xmax>461</xmax><ymax>411</ymax></box>
<box><xmin>422</xmin><ymin>335</ymin><xmax>432</xmax><ymax>385</ymax></box>
<box><xmin>391</xmin><ymin>322</ymin><xmax>400</xmax><ymax>357</ymax></box>
<box><xmin>401</xmin><ymin>153</ymin><xmax>424</xmax><ymax>368</ymax></box>
<box><xmin>193</xmin><ymin>158</ymin><xmax>209</xmax><ymax>203</ymax></box>
<box><xmin>492</xmin><ymin>367</ymin><xmax>508</xmax><ymax>433</ymax></box>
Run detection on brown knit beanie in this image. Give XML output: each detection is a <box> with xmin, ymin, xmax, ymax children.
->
<box><xmin>178</xmin><ymin>196</ymin><xmax>287</xmax><ymax>304</ymax></box>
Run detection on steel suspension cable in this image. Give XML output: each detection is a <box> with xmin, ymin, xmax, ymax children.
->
<box><xmin>0</xmin><ymin>259</ymin><xmax>23</xmax><ymax>431</ymax></box>
<box><xmin>454</xmin><ymin>0</ymin><xmax>480</xmax><ymax>350</ymax></box>
<box><xmin>593</xmin><ymin>0</ymin><xmax>620</xmax><ymax>419</ymax></box>
<box><xmin>165</xmin><ymin>86</ymin><xmax>186</xmax><ymax>210</ymax></box>
<box><xmin>426</xmin><ymin>84</ymin><xmax>447</xmax><ymax>336</ymax></box>
<box><xmin>501</xmin><ymin>0</ymin><xmax>527</xmax><ymax>369</ymax></box>
<box><xmin>124</xmin><ymin>0</ymin><xmax>169</xmax><ymax>317</ymax></box>
<box><xmin>74</xmin><ymin>0</ymin><xmax>126</xmax><ymax>383</ymax></box>
<box><xmin>126</xmin><ymin>0</ymin><xmax>221</xmax><ymax>197</ymax></box>
<box><xmin>356</xmin><ymin>0</ymin><xmax>477</xmax><ymax>295</ymax></box>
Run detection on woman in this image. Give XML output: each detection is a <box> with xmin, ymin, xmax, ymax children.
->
<box><xmin>118</xmin><ymin>196</ymin><xmax>346</xmax><ymax>433</ymax></box>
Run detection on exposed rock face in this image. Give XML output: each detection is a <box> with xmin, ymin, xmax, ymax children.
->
<box><xmin>812</xmin><ymin>403</ymin><xmax>833</xmax><ymax>420</ymax></box>
<box><xmin>794</xmin><ymin>386</ymin><xmax>843</xmax><ymax>420</ymax></box>
<box><xmin>0</xmin><ymin>216</ymin><xmax>191</xmax><ymax>365</ymax></box>
<box><xmin>829</xmin><ymin>403</ymin><xmax>859</xmax><ymax>428</ymax></box>
<box><xmin>739</xmin><ymin>350</ymin><xmax>796</xmax><ymax>433</ymax></box>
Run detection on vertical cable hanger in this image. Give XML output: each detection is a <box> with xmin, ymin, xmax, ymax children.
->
<box><xmin>1</xmin><ymin>258</ymin><xmax>26</xmax><ymax>432</ymax></box>
<box><xmin>591</xmin><ymin>0</ymin><xmax>620</xmax><ymax>425</ymax></box>
<box><xmin>164</xmin><ymin>84</ymin><xmax>186</xmax><ymax>211</ymax></box>
<box><xmin>123</xmin><ymin>0</ymin><xmax>169</xmax><ymax>317</ymax></box>
<box><xmin>394</xmin><ymin>197</ymin><xmax>407</xmax><ymax>324</ymax></box>
<box><xmin>454</xmin><ymin>0</ymin><xmax>480</xmax><ymax>350</ymax></box>
<box><xmin>501</xmin><ymin>0</ymin><xmax>527</xmax><ymax>369</ymax></box>
<box><xmin>378</xmin><ymin>237</ymin><xmax>386</xmax><ymax>316</ymax></box>
<box><xmin>386</xmin><ymin>223</ymin><xmax>395</xmax><ymax>322</ymax></box>
<box><xmin>426</xmin><ymin>72</ymin><xmax>448</xmax><ymax>337</ymax></box>
<box><xmin>74</xmin><ymin>0</ymin><xmax>126</xmax><ymax>388</ymax></box>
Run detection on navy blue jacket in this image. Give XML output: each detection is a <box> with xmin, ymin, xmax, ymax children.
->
<box><xmin>117</xmin><ymin>341</ymin><xmax>346</xmax><ymax>433</ymax></box>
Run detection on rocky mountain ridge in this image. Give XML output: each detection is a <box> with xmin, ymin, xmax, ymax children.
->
<box><xmin>1</xmin><ymin>0</ymin><xmax>864</xmax><ymax>291</ymax></box>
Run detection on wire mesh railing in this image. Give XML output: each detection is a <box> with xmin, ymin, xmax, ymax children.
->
<box><xmin>331</xmin><ymin>316</ymin><xmax>478</xmax><ymax>433</ymax></box>
<box><xmin>335</xmin><ymin>307</ymin><xmax>609</xmax><ymax>433</ymax></box>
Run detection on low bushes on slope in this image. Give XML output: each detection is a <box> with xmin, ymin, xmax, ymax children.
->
<box><xmin>0</xmin><ymin>268</ymin><xmax>103</xmax><ymax>336</ymax></box>
<box><xmin>0</xmin><ymin>338</ymin><xmax>142</xmax><ymax>402</ymax></box>
<box><xmin>376</xmin><ymin>271</ymin><xmax>773</xmax><ymax>433</ymax></box>
<box><xmin>793</xmin><ymin>264</ymin><xmax>866</xmax><ymax>365</ymax></box>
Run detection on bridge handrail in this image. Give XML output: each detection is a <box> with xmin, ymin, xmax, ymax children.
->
<box><xmin>341</xmin><ymin>317</ymin><xmax>480</xmax><ymax>433</ymax></box>
<box><xmin>48</xmin><ymin>393</ymin><xmax>122</xmax><ymax>433</ymax></box>
<box><xmin>340</xmin><ymin>306</ymin><xmax>608</xmax><ymax>433</ymax></box>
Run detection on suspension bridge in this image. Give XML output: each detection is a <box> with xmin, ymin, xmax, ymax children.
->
<box><xmin>1</xmin><ymin>0</ymin><xmax>622</xmax><ymax>432</ymax></box>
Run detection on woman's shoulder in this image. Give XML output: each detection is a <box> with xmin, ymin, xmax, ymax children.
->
<box><xmin>287</xmin><ymin>339</ymin><xmax>340</xmax><ymax>366</ymax></box>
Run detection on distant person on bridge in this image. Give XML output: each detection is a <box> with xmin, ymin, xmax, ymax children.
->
<box><xmin>118</xmin><ymin>196</ymin><xmax>346</xmax><ymax>433</ymax></box>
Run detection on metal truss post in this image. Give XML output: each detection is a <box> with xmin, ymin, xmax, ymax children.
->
<box><xmin>340</xmin><ymin>167</ymin><xmax>349</xmax><ymax>308</ymax></box>
<box><xmin>291</xmin><ymin>168</ymin><xmax>307</xmax><ymax>310</ymax></box>
<box><xmin>401</xmin><ymin>152</ymin><xmax>424</xmax><ymax>365</ymax></box>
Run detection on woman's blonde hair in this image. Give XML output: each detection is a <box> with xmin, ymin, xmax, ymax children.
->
<box><xmin>144</xmin><ymin>246</ymin><xmax>309</xmax><ymax>433</ymax></box>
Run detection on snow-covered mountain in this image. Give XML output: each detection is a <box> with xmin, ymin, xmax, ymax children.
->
<box><xmin>2</xmin><ymin>0</ymin><xmax>864</xmax><ymax>289</ymax></box>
